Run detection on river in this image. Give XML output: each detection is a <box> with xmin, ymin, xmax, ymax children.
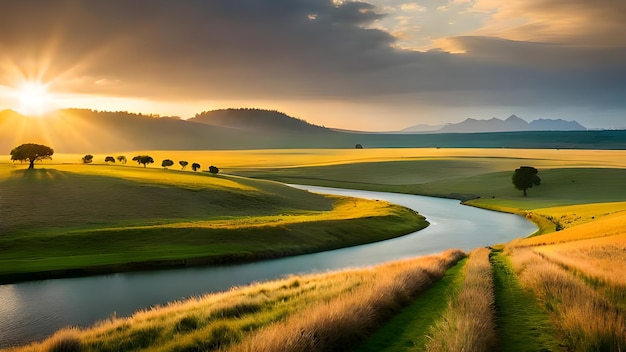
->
<box><xmin>0</xmin><ymin>185</ymin><xmax>536</xmax><ymax>348</ymax></box>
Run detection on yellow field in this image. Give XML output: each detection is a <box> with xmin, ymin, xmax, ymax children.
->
<box><xmin>512</xmin><ymin>210</ymin><xmax>626</xmax><ymax>247</ymax></box>
<box><xmin>3</xmin><ymin>147</ymin><xmax>626</xmax><ymax>170</ymax></box>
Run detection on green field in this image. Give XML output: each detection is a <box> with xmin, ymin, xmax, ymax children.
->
<box><xmin>0</xmin><ymin>163</ymin><xmax>427</xmax><ymax>282</ymax></box>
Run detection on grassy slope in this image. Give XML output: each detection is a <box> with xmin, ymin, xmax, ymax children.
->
<box><xmin>0</xmin><ymin>163</ymin><xmax>427</xmax><ymax>282</ymax></box>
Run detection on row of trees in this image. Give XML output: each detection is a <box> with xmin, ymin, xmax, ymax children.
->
<box><xmin>80</xmin><ymin>153</ymin><xmax>218</xmax><ymax>173</ymax></box>
<box><xmin>9</xmin><ymin>144</ymin><xmax>219</xmax><ymax>174</ymax></box>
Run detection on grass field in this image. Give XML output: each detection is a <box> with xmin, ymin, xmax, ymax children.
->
<box><xmin>3</xmin><ymin>147</ymin><xmax>626</xmax><ymax>351</ymax></box>
<box><xmin>0</xmin><ymin>162</ymin><xmax>427</xmax><ymax>282</ymax></box>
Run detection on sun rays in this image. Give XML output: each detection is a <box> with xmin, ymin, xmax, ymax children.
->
<box><xmin>14</xmin><ymin>80</ymin><xmax>56</xmax><ymax>116</ymax></box>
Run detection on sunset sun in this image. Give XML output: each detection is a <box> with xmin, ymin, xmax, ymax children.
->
<box><xmin>14</xmin><ymin>81</ymin><xmax>57</xmax><ymax>116</ymax></box>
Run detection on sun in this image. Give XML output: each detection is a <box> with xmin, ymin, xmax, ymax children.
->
<box><xmin>14</xmin><ymin>81</ymin><xmax>57</xmax><ymax>116</ymax></box>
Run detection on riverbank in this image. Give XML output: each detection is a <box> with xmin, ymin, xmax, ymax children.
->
<box><xmin>0</xmin><ymin>164</ymin><xmax>427</xmax><ymax>284</ymax></box>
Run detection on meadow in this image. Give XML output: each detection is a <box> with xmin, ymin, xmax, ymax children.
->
<box><xmin>0</xmin><ymin>161</ymin><xmax>426</xmax><ymax>283</ymax></box>
<box><xmin>3</xmin><ymin>147</ymin><xmax>626</xmax><ymax>351</ymax></box>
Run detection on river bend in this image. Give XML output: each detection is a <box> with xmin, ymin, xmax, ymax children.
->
<box><xmin>0</xmin><ymin>185</ymin><xmax>536</xmax><ymax>348</ymax></box>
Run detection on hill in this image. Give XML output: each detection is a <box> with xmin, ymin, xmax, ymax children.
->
<box><xmin>0</xmin><ymin>163</ymin><xmax>426</xmax><ymax>283</ymax></box>
<box><xmin>189</xmin><ymin>108</ymin><xmax>330</xmax><ymax>133</ymax></box>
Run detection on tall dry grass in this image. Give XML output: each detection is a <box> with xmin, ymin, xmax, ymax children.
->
<box><xmin>509</xmin><ymin>248</ymin><xmax>626</xmax><ymax>351</ymax></box>
<box><xmin>7</xmin><ymin>250</ymin><xmax>464</xmax><ymax>352</ymax></box>
<box><xmin>533</xmin><ymin>233</ymin><xmax>626</xmax><ymax>289</ymax></box>
<box><xmin>226</xmin><ymin>249</ymin><xmax>465</xmax><ymax>352</ymax></box>
<box><xmin>424</xmin><ymin>247</ymin><xmax>497</xmax><ymax>352</ymax></box>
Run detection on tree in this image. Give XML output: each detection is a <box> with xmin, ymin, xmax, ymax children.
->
<box><xmin>104</xmin><ymin>156</ymin><xmax>116</xmax><ymax>164</ymax></box>
<box><xmin>82</xmin><ymin>154</ymin><xmax>93</xmax><ymax>164</ymax></box>
<box><xmin>179</xmin><ymin>160</ymin><xmax>189</xmax><ymax>170</ymax></box>
<box><xmin>10</xmin><ymin>143</ymin><xmax>54</xmax><ymax>169</ymax></box>
<box><xmin>355</xmin><ymin>144</ymin><xmax>363</xmax><ymax>149</ymax></box>
<box><xmin>512</xmin><ymin>166</ymin><xmax>541</xmax><ymax>197</ymax></box>
<box><xmin>132</xmin><ymin>155</ymin><xmax>154</xmax><ymax>168</ymax></box>
<box><xmin>161</xmin><ymin>159</ymin><xmax>174</xmax><ymax>169</ymax></box>
<box><xmin>191</xmin><ymin>163</ymin><xmax>201</xmax><ymax>172</ymax></box>
<box><xmin>117</xmin><ymin>155</ymin><xmax>127</xmax><ymax>164</ymax></box>
<box><xmin>208</xmin><ymin>165</ymin><xmax>219</xmax><ymax>174</ymax></box>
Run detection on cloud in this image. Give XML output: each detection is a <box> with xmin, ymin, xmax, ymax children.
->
<box><xmin>0</xmin><ymin>0</ymin><xmax>625</xmax><ymax>126</ymax></box>
<box><xmin>469</xmin><ymin>0</ymin><xmax>626</xmax><ymax>46</ymax></box>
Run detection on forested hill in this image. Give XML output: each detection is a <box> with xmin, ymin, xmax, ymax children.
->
<box><xmin>189</xmin><ymin>108</ymin><xmax>331</xmax><ymax>133</ymax></box>
<box><xmin>1</xmin><ymin>109</ymin><xmax>625</xmax><ymax>153</ymax></box>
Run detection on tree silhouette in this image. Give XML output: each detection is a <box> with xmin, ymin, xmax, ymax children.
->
<box><xmin>132</xmin><ymin>155</ymin><xmax>154</xmax><ymax>168</ymax></box>
<box><xmin>117</xmin><ymin>155</ymin><xmax>127</xmax><ymax>164</ymax></box>
<box><xmin>355</xmin><ymin>144</ymin><xmax>363</xmax><ymax>149</ymax></box>
<box><xmin>161</xmin><ymin>159</ymin><xmax>174</xmax><ymax>169</ymax></box>
<box><xmin>82</xmin><ymin>154</ymin><xmax>94</xmax><ymax>164</ymax></box>
<box><xmin>191</xmin><ymin>163</ymin><xmax>201</xmax><ymax>172</ymax></box>
<box><xmin>208</xmin><ymin>165</ymin><xmax>219</xmax><ymax>174</ymax></box>
<box><xmin>512</xmin><ymin>166</ymin><xmax>541</xmax><ymax>197</ymax></box>
<box><xmin>10</xmin><ymin>143</ymin><xmax>54</xmax><ymax>169</ymax></box>
<box><xmin>104</xmin><ymin>156</ymin><xmax>116</xmax><ymax>164</ymax></box>
<box><xmin>179</xmin><ymin>160</ymin><xmax>189</xmax><ymax>170</ymax></box>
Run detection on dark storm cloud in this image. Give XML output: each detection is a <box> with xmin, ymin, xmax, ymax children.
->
<box><xmin>1</xmin><ymin>0</ymin><xmax>625</xmax><ymax>111</ymax></box>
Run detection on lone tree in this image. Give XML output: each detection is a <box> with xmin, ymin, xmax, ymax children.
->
<box><xmin>512</xmin><ymin>166</ymin><xmax>541</xmax><ymax>197</ymax></box>
<box><xmin>10</xmin><ymin>143</ymin><xmax>54</xmax><ymax>169</ymax></box>
<box><xmin>191</xmin><ymin>163</ymin><xmax>201</xmax><ymax>172</ymax></box>
<box><xmin>161</xmin><ymin>159</ymin><xmax>174</xmax><ymax>169</ymax></box>
<box><xmin>132</xmin><ymin>155</ymin><xmax>154</xmax><ymax>168</ymax></box>
<box><xmin>208</xmin><ymin>165</ymin><xmax>219</xmax><ymax>174</ymax></box>
<box><xmin>117</xmin><ymin>155</ymin><xmax>127</xmax><ymax>164</ymax></box>
<box><xmin>179</xmin><ymin>160</ymin><xmax>189</xmax><ymax>170</ymax></box>
<box><xmin>355</xmin><ymin>144</ymin><xmax>363</xmax><ymax>149</ymax></box>
<box><xmin>82</xmin><ymin>154</ymin><xmax>94</xmax><ymax>164</ymax></box>
<box><xmin>104</xmin><ymin>156</ymin><xmax>116</xmax><ymax>164</ymax></box>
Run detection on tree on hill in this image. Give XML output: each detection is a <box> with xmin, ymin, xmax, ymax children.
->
<box><xmin>208</xmin><ymin>165</ymin><xmax>219</xmax><ymax>174</ymax></box>
<box><xmin>10</xmin><ymin>143</ymin><xmax>54</xmax><ymax>169</ymax></box>
<box><xmin>179</xmin><ymin>160</ymin><xmax>189</xmax><ymax>170</ymax></box>
<box><xmin>104</xmin><ymin>156</ymin><xmax>116</xmax><ymax>164</ymax></box>
<box><xmin>191</xmin><ymin>163</ymin><xmax>201</xmax><ymax>172</ymax></box>
<box><xmin>512</xmin><ymin>166</ymin><xmax>541</xmax><ymax>197</ymax></box>
<box><xmin>117</xmin><ymin>155</ymin><xmax>127</xmax><ymax>164</ymax></box>
<box><xmin>82</xmin><ymin>154</ymin><xmax>94</xmax><ymax>164</ymax></box>
<box><xmin>132</xmin><ymin>155</ymin><xmax>154</xmax><ymax>167</ymax></box>
<box><xmin>161</xmin><ymin>159</ymin><xmax>174</xmax><ymax>169</ymax></box>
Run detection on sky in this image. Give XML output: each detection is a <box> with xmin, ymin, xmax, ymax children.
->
<box><xmin>0</xmin><ymin>0</ymin><xmax>625</xmax><ymax>131</ymax></box>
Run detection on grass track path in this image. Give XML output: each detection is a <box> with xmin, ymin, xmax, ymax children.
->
<box><xmin>490</xmin><ymin>250</ymin><xmax>564</xmax><ymax>352</ymax></box>
<box><xmin>352</xmin><ymin>259</ymin><xmax>467</xmax><ymax>352</ymax></box>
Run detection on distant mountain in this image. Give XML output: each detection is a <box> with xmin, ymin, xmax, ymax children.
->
<box><xmin>416</xmin><ymin>115</ymin><xmax>587</xmax><ymax>133</ymax></box>
<box><xmin>529</xmin><ymin>118</ymin><xmax>587</xmax><ymax>131</ymax></box>
<box><xmin>188</xmin><ymin>108</ymin><xmax>330</xmax><ymax>133</ymax></box>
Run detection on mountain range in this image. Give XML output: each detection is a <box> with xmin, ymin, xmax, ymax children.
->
<box><xmin>1</xmin><ymin>108</ymin><xmax>622</xmax><ymax>153</ymax></box>
<box><xmin>401</xmin><ymin>115</ymin><xmax>586</xmax><ymax>133</ymax></box>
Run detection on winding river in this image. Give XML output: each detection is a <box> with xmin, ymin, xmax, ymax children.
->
<box><xmin>0</xmin><ymin>185</ymin><xmax>537</xmax><ymax>348</ymax></box>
